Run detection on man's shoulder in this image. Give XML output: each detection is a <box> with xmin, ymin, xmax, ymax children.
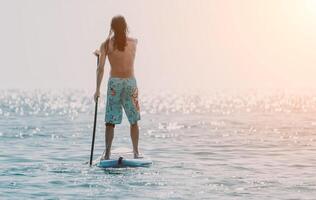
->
<box><xmin>98</xmin><ymin>39</ymin><xmax>109</xmax><ymax>54</ymax></box>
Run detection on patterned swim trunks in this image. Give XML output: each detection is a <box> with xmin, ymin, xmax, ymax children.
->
<box><xmin>105</xmin><ymin>77</ymin><xmax>140</xmax><ymax>125</ymax></box>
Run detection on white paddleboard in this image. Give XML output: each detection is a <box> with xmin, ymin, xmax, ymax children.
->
<box><xmin>97</xmin><ymin>147</ymin><xmax>153</xmax><ymax>168</ymax></box>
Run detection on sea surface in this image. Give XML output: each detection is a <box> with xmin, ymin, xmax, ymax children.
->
<box><xmin>1</xmin><ymin>89</ymin><xmax>316</xmax><ymax>199</ymax></box>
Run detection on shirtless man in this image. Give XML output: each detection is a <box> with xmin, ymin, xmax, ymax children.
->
<box><xmin>93</xmin><ymin>15</ymin><xmax>141</xmax><ymax>160</ymax></box>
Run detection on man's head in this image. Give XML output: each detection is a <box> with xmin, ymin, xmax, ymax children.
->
<box><xmin>109</xmin><ymin>15</ymin><xmax>129</xmax><ymax>51</ymax></box>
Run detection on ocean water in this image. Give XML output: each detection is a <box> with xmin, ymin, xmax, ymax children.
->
<box><xmin>1</xmin><ymin>89</ymin><xmax>316</xmax><ymax>199</ymax></box>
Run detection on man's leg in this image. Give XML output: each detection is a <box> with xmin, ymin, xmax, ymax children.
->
<box><xmin>122</xmin><ymin>78</ymin><xmax>141</xmax><ymax>158</ymax></box>
<box><xmin>102</xmin><ymin>123</ymin><xmax>115</xmax><ymax>160</ymax></box>
<box><xmin>130</xmin><ymin>123</ymin><xmax>141</xmax><ymax>158</ymax></box>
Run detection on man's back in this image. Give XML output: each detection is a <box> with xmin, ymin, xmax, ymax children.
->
<box><xmin>107</xmin><ymin>37</ymin><xmax>138</xmax><ymax>78</ymax></box>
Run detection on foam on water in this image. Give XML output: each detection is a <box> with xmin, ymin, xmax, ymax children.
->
<box><xmin>1</xmin><ymin>89</ymin><xmax>316</xmax><ymax>199</ymax></box>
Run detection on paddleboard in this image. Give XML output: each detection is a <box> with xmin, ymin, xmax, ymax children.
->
<box><xmin>97</xmin><ymin>147</ymin><xmax>153</xmax><ymax>168</ymax></box>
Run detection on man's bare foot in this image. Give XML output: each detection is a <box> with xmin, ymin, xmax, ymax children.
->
<box><xmin>101</xmin><ymin>151</ymin><xmax>110</xmax><ymax>160</ymax></box>
<box><xmin>101</xmin><ymin>155</ymin><xmax>110</xmax><ymax>160</ymax></box>
<box><xmin>134</xmin><ymin>153</ymin><xmax>144</xmax><ymax>159</ymax></box>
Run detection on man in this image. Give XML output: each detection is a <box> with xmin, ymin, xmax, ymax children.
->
<box><xmin>93</xmin><ymin>15</ymin><xmax>142</xmax><ymax>160</ymax></box>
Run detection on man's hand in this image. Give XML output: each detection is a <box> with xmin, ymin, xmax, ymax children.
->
<box><xmin>94</xmin><ymin>90</ymin><xmax>100</xmax><ymax>102</ymax></box>
<box><xmin>93</xmin><ymin>49</ymin><xmax>101</xmax><ymax>57</ymax></box>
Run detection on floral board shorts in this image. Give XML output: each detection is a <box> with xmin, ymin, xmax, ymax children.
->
<box><xmin>105</xmin><ymin>77</ymin><xmax>140</xmax><ymax>125</ymax></box>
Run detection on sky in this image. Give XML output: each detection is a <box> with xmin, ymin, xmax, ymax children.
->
<box><xmin>0</xmin><ymin>0</ymin><xmax>316</xmax><ymax>92</ymax></box>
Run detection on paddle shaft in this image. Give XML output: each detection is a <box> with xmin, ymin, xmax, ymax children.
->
<box><xmin>89</xmin><ymin>55</ymin><xmax>100</xmax><ymax>166</ymax></box>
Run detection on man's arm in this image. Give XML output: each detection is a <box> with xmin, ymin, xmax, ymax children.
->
<box><xmin>94</xmin><ymin>39</ymin><xmax>109</xmax><ymax>100</ymax></box>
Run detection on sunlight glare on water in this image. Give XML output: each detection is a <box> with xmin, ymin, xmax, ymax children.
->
<box><xmin>1</xmin><ymin>89</ymin><xmax>316</xmax><ymax>199</ymax></box>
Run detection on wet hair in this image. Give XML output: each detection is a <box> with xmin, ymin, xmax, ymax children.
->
<box><xmin>107</xmin><ymin>15</ymin><xmax>129</xmax><ymax>52</ymax></box>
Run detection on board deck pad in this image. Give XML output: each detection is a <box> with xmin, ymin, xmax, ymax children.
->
<box><xmin>97</xmin><ymin>147</ymin><xmax>153</xmax><ymax>168</ymax></box>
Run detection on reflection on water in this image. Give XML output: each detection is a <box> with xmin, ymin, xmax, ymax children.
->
<box><xmin>0</xmin><ymin>89</ymin><xmax>316</xmax><ymax>199</ymax></box>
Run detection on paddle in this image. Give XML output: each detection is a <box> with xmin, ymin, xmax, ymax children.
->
<box><xmin>89</xmin><ymin>54</ymin><xmax>100</xmax><ymax>166</ymax></box>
